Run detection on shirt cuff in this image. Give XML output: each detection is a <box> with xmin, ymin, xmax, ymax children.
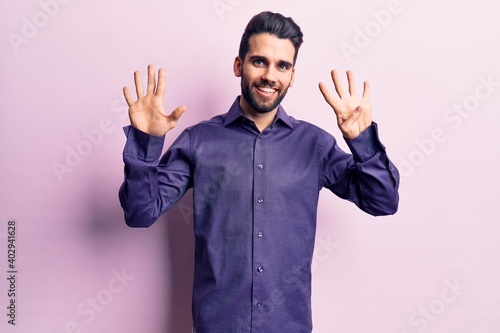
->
<box><xmin>345</xmin><ymin>122</ymin><xmax>386</xmax><ymax>162</ymax></box>
<box><xmin>122</xmin><ymin>125</ymin><xmax>165</xmax><ymax>161</ymax></box>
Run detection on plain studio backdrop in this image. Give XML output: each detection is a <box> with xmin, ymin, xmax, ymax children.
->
<box><xmin>1</xmin><ymin>0</ymin><xmax>499</xmax><ymax>332</ymax></box>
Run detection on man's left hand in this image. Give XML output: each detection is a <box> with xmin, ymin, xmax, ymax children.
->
<box><xmin>319</xmin><ymin>70</ymin><xmax>372</xmax><ymax>140</ymax></box>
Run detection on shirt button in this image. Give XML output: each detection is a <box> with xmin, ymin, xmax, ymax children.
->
<box><xmin>258</xmin><ymin>164</ymin><xmax>264</xmax><ymax>170</ymax></box>
<box><xmin>257</xmin><ymin>231</ymin><xmax>263</xmax><ymax>238</ymax></box>
<box><xmin>258</xmin><ymin>134</ymin><xmax>263</xmax><ymax>139</ymax></box>
<box><xmin>257</xmin><ymin>198</ymin><xmax>264</xmax><ymax>204</ymax></box>
<box><xmin>256</xmin><ymin>302</ymin><xmax>263</xmax><ymax>308</ymax></box>
<box><xmin>257</xmin><ymin>266</ymin><xmax>264</xmax><ymax>273</ymax></box>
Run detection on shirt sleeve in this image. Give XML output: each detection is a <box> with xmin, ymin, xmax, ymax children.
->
<box><xmin>320</xmin><ymin>122</ymin><xmax>400</xmax><ymax>216</ymax></box>
<box><xmin>118</xmin><ymin>125</ymin><xmax>193</xmax><ymax>227</ymax></box>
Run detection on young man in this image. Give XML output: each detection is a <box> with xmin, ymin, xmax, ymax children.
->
<box><xmin>120</xmin><ymin>11</ymin><xmax>399</xmax><ymax>333</ymax></box>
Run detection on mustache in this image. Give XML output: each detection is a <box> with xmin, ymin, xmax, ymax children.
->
<box><xmin>254</xmin><ymin>80</ymin><xmax>278</xmax><ymax>89</ymax></box>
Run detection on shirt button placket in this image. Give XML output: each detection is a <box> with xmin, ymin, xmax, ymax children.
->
<box><xmin>253</xmin><ymin>132</ymin><xmax>267</xmax><ymax>322</ymax></box>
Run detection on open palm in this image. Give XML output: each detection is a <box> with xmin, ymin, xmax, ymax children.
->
<box><xmin>123</xmin><ymin>64</ymin><xmax>187</xmax><ymax>136</ymax></box>
<box><xmin>319</xmin><ymin>70</ymin><xmax>372</xmax><ymax>140</ymax></box>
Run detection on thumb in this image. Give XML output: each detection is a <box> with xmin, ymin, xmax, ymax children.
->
<box><xmin>170</xmin><ymin>105</ymin><xmax>188</xmax><ymax>121</ymax></box>
<box><xmin>344</xmin><ymin>106</ymin><xmax>362</xmax><ymax>126</ymax></box>
<box><xmin>339</xmin><ymin>106</ymin><xmax>362</xmax><ymax>140</ymax></box>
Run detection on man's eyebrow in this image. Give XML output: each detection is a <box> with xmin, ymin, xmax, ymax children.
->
<box><xmin>248</xmin><ymin>55</ymin><xmax>269</xmax><ymax>63</ymax></box>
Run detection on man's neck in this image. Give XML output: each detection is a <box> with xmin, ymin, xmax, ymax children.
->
<box><xmin>239</xmin><ymin>97</ymin><xmax>277</xmax><ymax>132</ymax></box>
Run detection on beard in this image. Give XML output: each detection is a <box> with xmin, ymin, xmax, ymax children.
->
<box><xmin>240</xmin><ymin>69</ymin><xmax>291</xmax><ymax>114</ymax></box>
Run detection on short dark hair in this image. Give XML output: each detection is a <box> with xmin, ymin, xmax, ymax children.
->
<box><xmin>238</xmin><ymin>11</ymin><xmax>304</xmax><ymax>65</ymax></box>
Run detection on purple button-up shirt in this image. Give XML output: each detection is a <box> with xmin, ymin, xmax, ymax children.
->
<box><xmin>119</xmin><ymin>97</ymin><xmax>399</xmax><ymax>333</ymax></box>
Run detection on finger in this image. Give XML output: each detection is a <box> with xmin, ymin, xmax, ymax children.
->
<box><xmin>156</xmin><ymin>68</ymin><xmax>166</xmax><ymax>97</ymax></box>
<box><xmin>319</xmin><ymin>82</ymin><xmax>344</xmax><ymax>124</ymax></box>
<box><xmin>318</xmin><ymin>82</ymin><xmax>338</xmax><ymax>108</ymax></box>
<box><xmin>147</xmin><ymin>64</ymin><xmax>156</xmax><ymax>95</ymax></box>
<box><xmin>362</xmin><ymin>80</ymin><xmax>370</xmax><ymax>101</ymax></box>
<box><xmin>331</xmin><ymin>69</ymin><xmax>347</xmax><ymax>99</ymax></box>
<box><xmin>346</xmin><ymin>70</ymin><xmax>358</xmax><ymax>97</ymax></box>
<box><xmin>123</xmin><ymin>86</ymin><xmax>134</xmax><ymax>106</ymax></box>
<box><xmin>342</xmin><ymin>106</ymin><xmax>362</xmax><ymax>130</ymax></box>
<box><xmin>168</xmin><ymin>105</ymin><xmax>188</xmax><ymax>121</ymax></box>
<box><xmin>134</xmin><ymin>70</ymin><xmax>144</xmax><ymax>98</ymax></box>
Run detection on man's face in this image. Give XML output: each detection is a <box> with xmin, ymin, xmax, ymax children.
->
<box><xmin>234</xmin><ymin>33</ymin><xmax>296</xmax><ymax>114</ymax></box>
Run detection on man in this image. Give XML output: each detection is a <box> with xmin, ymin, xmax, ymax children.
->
<box><xmin>119</xmin><ymin>11</ymin><xmax>399</xmax><ymax>333</ymax></box>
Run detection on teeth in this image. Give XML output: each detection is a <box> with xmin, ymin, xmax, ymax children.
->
<box><xmin>257</xmin><ymin>86</ymin><xmax>276</xmax><ymax>93</ymax></box>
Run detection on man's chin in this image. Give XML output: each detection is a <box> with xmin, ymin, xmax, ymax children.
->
<box><xmin>241</xmin><ymin>87</ymin><xmax>284</xmax><ymax>113</ymax></box>
<box><xmin>251</xmin><ymin>100</ymin><xmax>278</xmax><ymax>113</ymax></box>
<box><xmin>254</xmin><ymin>108</ymin><xmax>275</xmax><ymax>114</ymax></box>
<box><xmin>250</xmin><ymin>95</ymin><xmax>280</xmax><ymax>113</ymax></box>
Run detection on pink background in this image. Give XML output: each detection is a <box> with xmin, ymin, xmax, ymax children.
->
<box><xmin>1</xmin><ymin>0</ymin><xmax>499</xmax><ymax>332</ymax></box>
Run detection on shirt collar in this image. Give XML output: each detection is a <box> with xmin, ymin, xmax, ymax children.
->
<box><xmin>223</xmin><ymin>96</ymin><xmax>294</xmax><ymax>129</ymax></box>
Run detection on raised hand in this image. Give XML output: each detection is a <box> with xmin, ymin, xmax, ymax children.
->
<box><xmin>123</xmin><ymin>64</ymin><xmax>187</xmax><ymax>136</ymax></box>
<box><xmin>318</xmin><ymin>70</ymin><xmax>372</xmax><ymax>140</ymax></box>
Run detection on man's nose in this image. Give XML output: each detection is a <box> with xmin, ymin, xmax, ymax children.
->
<box><xmin>261</xmin><ymin>66</ymin><xmax>277</xmax><ymax>84</ymax></box>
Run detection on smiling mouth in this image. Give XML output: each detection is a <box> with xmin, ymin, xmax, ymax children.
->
<box><xmin>255</xmin><ymin>85</ymin><xmax>278</xmax><ymax>96</ymax></box>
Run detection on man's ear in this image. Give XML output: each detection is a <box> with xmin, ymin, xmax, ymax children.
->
<box><xmin>233</xmin><ymin>56</ymin><xmax>242</xmax><ymax>77</ymax></box>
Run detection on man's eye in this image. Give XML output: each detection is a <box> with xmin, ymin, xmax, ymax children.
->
<box><xmin>278</xmin><ymin>64</ymin><xmax>291</xmax><ymax>71</ymax></box>
<box><xmin>254</xmin><ymin>60</ymin><xmax>264</xmax><ymax>66</ymax></box>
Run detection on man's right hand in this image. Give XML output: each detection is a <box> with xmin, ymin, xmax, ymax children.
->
<box><xmin>123</xmin><ymin>64</ymin><xmax>187</xmax><ymax>136</ymax></box>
